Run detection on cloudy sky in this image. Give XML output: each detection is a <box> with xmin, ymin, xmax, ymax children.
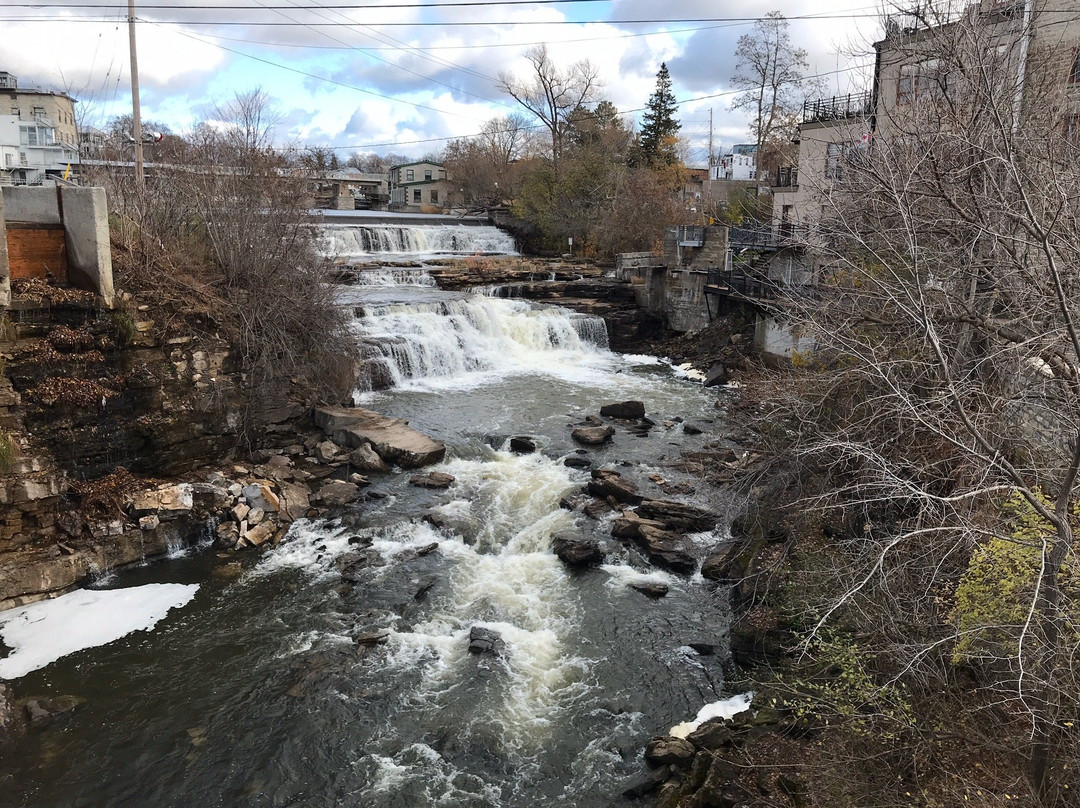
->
<box><xmin>1</xmin><ymin>0</ymin><xmax>886</xmax><ymax>165</ymax></box>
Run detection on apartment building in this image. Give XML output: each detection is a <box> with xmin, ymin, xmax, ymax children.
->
<box><xmin>0</xmin><ymin>72</ymin><xmax>78</xmax><ymax>185</ymax></box>
<box><xmin>766</xmin><ymin>0</ymin><xmax>1080</xmax><ymax>288</ymax></box>
<box><xmin>389</xmin><ymin>160</ymin><xmax>453</xmax><ymax>211</ymax></box>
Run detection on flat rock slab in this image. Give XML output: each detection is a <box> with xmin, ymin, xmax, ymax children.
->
<box><xmin>638</xmin><ymin>499</ymin><xmax>721</xmax><ymax>533</ymax></box>
<box><xmin>315</xmin><ymin>406</ymin><xmax>445</xmax><ymax>468</ymax></box>
<box><xmin>588</xmin><ymin>469</ymin><xmax>642</xmax><ymax>504</ymax></box>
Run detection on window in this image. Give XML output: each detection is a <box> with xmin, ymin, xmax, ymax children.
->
<box><xmin>424</xmin><ymin>169</ymin><xmax>432</xmax><ymax>180</ymax></box>
<box><xmin>897</xmin><ymin>59</ymin><xmax>946</xmax><ymax>104</ymax></box>
<box><xmin>3</xmin><ymin>153</ymin><xmax>12</xmax><ymax>167</ymax></box>
<box><xmin>32</xmin><ymin>106</ymin><xmax>44</xmax><ymax>115</ymax></box>
<box><xmin>413</xmin><ymin>189</ymin><xmax>422</xmax><ymax>203</ymax></box>
<box><xmin>1065</xmin><ymin>114</ymin><xmax>1080</xmax><ymax>147</ymax></box>
<box><xmin>10</xmin><ymin>106</ymin><xmax>17</xmax><ymax>116</ymax></box>
<box><xmin>430</xmin><ymin>190</ymin><xmax>438</xmax><ymax>203</ymax></box>
<box><xmin>406</xmin><ymin>169</ymin><xmax>414</xmax><ymax>180</ymax></box>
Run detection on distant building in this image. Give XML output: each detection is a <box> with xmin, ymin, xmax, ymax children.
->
<box><xmin>0</xmin><ymin>72</ymin><xmax>78</xmax><ymax>185</ymax></box>
<box><xmin>711</xmin><ymin>144</ymin><xmax>758</xmax><ymax>182</ymax></box>
<box><xmin>389</xmin><ymin>160</ymin><xmax>452</xmax><ymax>211</ymax></box>
<box><xmin>306</xmin><ymin>170</ymin><xmax>389</xmax><ymax>210</ymax></box>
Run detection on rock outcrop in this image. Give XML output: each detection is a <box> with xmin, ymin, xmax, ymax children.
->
<box><xmin>315</xmin><ymin>406</ymin><xmax>445</xmax><ymax>468</ymax></box>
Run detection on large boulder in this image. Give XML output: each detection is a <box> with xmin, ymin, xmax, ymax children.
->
<box><xmin>349</xmin><ymin>443</ymin><xmax>390</xmax><ymax>473</ymax></box>
<box><xmin>278</xmin><ymin>481</ymin><xmax>311</xmax><ymax>523</ymax></box>
<box><xmin>637</xmin><ymin>499</ymin><xmax>720</xmax><ymax>533</ymax></box>
<box><xmin>131</xmin><ymin>484</ymin><xmax>193</xmax><ymax>518</ymax></box>
<box><xmin>571</xmin><ymin>425</ymin><xmax>614</xmax><ymax>445</ymax></box>
<box><xmin>316</xmin><ymin>406</ymin><xmax>445</xmax><ymax>468</ymax></box>
<box><xmin>637</xmin><ymin>526</ymin><xmax>697</xmax><ymax>574</ymax></box>
<box><xmin>468</xmin><ymin>626</ymin><xmax>506</xmax><ymax>656</ymax></box>
<box><xmin>318</xmin><ymin>480</ymin><xmax>361</xmax><ymax>507</ymax></box>
<box><xmin>703</xmin><ymin>364</ymin><xmax>729</xmax><ymax>387</ymax></box>
<box><xmin>600</xmin><ymin>400</ymin><xmax>646</xmax><ymax>419</ymax></box>
<box><xmin>587</xmin><ymin>469</ymin><xmax>642</xmax><ymax>504</ymax></box>
<box><xmin>242</xmin><ymin>483</ymin><xmax>280</xmax><ymax>513</ymax></box>
<box><xmin>645</xmin><ymin>735</ymin><xmax>696</xmax><ymax>766</ymax></box>
<box><xmin>509</xmin><ymin>436</ymin><xmax>537</xmax><ymax>454</ymax></box>
<box><xmin>551</xmin><ymin>535</ymin><xmax>604</xmax><ymax>567</ymax></box>
<box><xmin>611</xmin><ymin>510</ymin><xmax>667</xmax><ymax>539</ymax></box>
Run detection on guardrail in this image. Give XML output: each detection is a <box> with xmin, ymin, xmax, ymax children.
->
<box><xmin>802</xmin><ymin>91</ymin><xmax>874</xmax><ymax>124</ymax></box>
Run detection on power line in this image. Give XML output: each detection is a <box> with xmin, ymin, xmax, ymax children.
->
<box><xmin>7</xmin><ymin>0</ymin><xmax>612</xmax><ymax>8</ymax></box>
<box><xmin>317</xmin><ymin>61</ymin><xmax>876</xmax><ymax>152</ymax></box>
<box><xmin>163</xmin><ymin>23</ymin><xmax>490</xmax><ymax>120</ymax></box>
<box><xmin>0</xmin><ymin>13</ymin><xmax>890</xmax><ymax>26</ymax></box>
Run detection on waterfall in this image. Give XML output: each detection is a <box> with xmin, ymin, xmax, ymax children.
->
<box><xmin>343</xmin><ymin>267</ymin><xmax>437</xmax><ymax>287</ymax></box>
<box><xmin>352</xmin><ymin>297</ymin><xmax>610</xmax><ymax>390</ymax></box>
<box><xmin>322</xmin><ymin>223</ymin><xmax>517</xmax><ymax>258</ymax></box>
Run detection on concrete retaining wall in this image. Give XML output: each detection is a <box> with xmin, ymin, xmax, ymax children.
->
<box><xmin>0</xmin><ymin>192</ymin><xmax>8</xmax><ymax>308</ymax></box>
<box><xmin>613</xmin><ymin>226</ymin><xmax>728</xmax><ymax>333</ymax></box>
<box><xmin>0</xmin><ymin>185</ymin><xmax>113</xmax><ymax>308</ymax></box>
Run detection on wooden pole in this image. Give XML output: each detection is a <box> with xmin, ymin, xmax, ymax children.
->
<box><xmin>127</xmin><ymin>0</ymin><xmax>144</xmax><ymax>189</ymax></box>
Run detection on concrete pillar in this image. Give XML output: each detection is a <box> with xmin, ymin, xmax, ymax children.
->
<box><xmin>60</xmin><ymin>186</ymin><xmax>114</xmax><ymax>308</ymax></box>
<box><xmin>0</xmin><ymin>191</ymin><xmax>8</xmax><ymax>309</ymax></box>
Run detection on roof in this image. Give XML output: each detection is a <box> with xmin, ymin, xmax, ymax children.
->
<box><xmin>389</xmin><ymin>160</ymin><xmax>444</xmax><ymax>170</ymax></box>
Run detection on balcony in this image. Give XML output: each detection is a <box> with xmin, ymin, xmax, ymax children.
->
<box><xmin>729</xmin><ymin>220</ymin><xmax>808</xmax><ymax>252</ymax></box>
<box><xmin>802</xmin><ymin>91</ymin><xmax>874</xmax><ymax>124</ymax></box>
<box><xmin>773</xmin><ymin>166</ymin><xmax>798</xmax><ymax>189</ymax></box>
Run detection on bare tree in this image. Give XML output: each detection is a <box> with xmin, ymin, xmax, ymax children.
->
<box><xmin>730</xmin><ymin>11</ymin><xmax>815</xmax><ymax>172</ymax></box>
<box><xmin>94</xmin><ymin>88</ymin><xmax>355</xmax><ymax>412</ymax></box>
<box><xmin>769</xmin><ymin>7</ymin><xmax>1080</xmax><ymax>803</ymax></box>
<box><xmin>497</xmin><ymin>44</ymin><xmax>600</xmax><ymax>171</ymax></box>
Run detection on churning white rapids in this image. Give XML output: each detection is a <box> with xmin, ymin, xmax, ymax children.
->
<box><xmin>0</xmin><ymin>251</ymin><xmax>737</xmax><ymax>808</ymax></box>
<box><xmin>322</xmin><ymin>222</ymin><xmax>517</xmax><ymax>260</ymax></box>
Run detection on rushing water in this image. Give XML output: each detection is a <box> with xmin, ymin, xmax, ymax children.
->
<box><xmin>1</xmin><ymin>263</ymin><xmax>736</xmax><ymax>808</ymax></box>
<box><xmin>322</xmin><ymin>222</ymin><xmax>518</xmax><ymax>262</ymax></box>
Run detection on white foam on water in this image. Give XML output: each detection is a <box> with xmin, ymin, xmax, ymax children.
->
<box><xmin>377</xmin><ymin>452</ymin><xmax>597</xmax><ymax>751</ymax></box>
<box><xmin>321</xmin><ymin>223</ymin><xmax>517</xmax><ymax>259</ymax></box>
<box><xmin>352</xmin><ymin>296</ymin><xmax>613</xmax><ymax>393</ymax></box>
<box><xmin>343</xmin><ymin>267</ymin><xmax>437</xmax><ymax>287</ymax></box>
<box><xmin>364</xmin><ymin>742</ymin><xmax>503</xmax><ymax>805</ymax></box>
<box><xmin>671</xmin><ymin>362</ymin><xmax>707</xmax><ymax>382</ymax></box>
<box><xmin>668</xmin><ymin>692</ymin><xmax>754</xmax><ymax>738</ymax></box>
<box><xmin>252</xmin><ymin>520</ymin><xmax>357</xmax><ymax>577</ymax></box>
<box><xmin>599</xmin><ymin>564</ymin><xmax>681</xmax><ymax>593</ymax></box>
<box><xmin>0</xmin><ymin>583</ymin><xmax>199</xmax><ymax>679</ymax></box>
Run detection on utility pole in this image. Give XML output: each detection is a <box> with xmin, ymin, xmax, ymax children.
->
<box><xmin>708</xmin><ymin>108</ymin><xmax>714</xmax><ymax>169</ymax></box>
<box><xmin>127</xmin><ymin>0</ymin><xmax>144</xmax><ymax>189</ymax></box>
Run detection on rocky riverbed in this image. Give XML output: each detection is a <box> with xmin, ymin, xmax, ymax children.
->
<box><xmin>0</xmin><ymin>256</ymin><xmax>788</xmax><ymax>808</ymax></box>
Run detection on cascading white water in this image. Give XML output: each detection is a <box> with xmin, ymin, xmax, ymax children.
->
<box><xmin>346</xmin><ymin>267</ymin><xmax>437</xmax><ymax>287</ymax></box>
<box><xmin>322</xmin><ymin>223</ymin><xmax>517</xmax><ymax>258</ymax></box>
<box><xmin>352</xmin><ymin>297</ymin><xmax>610</xmax><ymax>390</ymax></box>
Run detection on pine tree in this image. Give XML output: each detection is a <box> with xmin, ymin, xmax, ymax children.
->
<box><xmin>639</xmin><ymin>63</ymin><xmax>681</xmax><ymax>166</ymax></box>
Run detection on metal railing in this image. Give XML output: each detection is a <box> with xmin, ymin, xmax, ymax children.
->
<box><xmin>802</xmin><ymin>91</ymin><xmax>874</xmax><ymax>124</ymax></box>
<box><xmin>729</xmin><ymin>221</ymin><xmax>808</xmax><ymax>251</ymax></box>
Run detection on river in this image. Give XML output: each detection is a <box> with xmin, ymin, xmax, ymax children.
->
<box><xmin>1</xmin><ymin>220</ymin><xmax>735</xmax><ymax>807</ymax></box>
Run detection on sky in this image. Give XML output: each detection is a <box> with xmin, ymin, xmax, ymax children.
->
<box><xmin>0</xmin><ymin>0</ymin><xmax>888</xmax><ymax>166</ymax></box>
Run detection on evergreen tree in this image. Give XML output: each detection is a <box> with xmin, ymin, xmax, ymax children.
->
<box><xmin>639</xmin><ymin>63</ymin><xmax>681</xmax><ymax>166</ymax></box>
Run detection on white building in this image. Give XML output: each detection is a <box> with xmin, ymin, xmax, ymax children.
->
<box><xmin>0</xmin><ymin>114</ymin><xmax>78</xmax><ymax>185</ymax></box>
<box><xmin>710</xmin><ymin>144</ymin><xmax>758</xmax><ymax>181</ymax></box>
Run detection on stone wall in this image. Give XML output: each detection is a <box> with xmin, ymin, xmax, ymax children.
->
<box><xmin>614</xmin><ymin>226</ymin><xmax>728</xmax><ymax>333</ymax></box>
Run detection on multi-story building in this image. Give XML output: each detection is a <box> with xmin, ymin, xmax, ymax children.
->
<box><xmin>0</xmin><ymin>72</ymin><xmax>78</xmax><ymax>185</ymax></box>
<box><xmin>389</xmin><ymin>160</ymin><xmax>452</xmax><ymax>211</ymax></box>
<box><xmin>711</xmin><ymin>144</ymin><xmax>759</xmax><ymax>182</ymax></box>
